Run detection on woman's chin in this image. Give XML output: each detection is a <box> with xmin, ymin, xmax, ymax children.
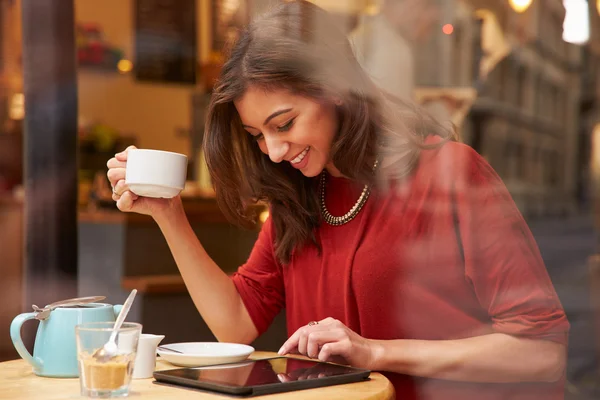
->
<box><xmin>299</xmin><ymin>164</ymin><xmax>323</xmax><ymax>178</ymax></box>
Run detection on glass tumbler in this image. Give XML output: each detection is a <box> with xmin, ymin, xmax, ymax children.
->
<box><xmin>75</xmin><ymin>322</ymin><xmax>142</xmax><ymax>398</ymax></box>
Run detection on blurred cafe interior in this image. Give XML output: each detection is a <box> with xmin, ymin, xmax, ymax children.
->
<box><xmin>1</xmin><ymin>0</ymin><xmax>600</xmax><ymax>396</ymax></box>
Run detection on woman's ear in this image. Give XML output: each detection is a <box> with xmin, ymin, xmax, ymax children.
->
<box><xmin>333</xmin><ymin>97</ymin><xmax>343</xmax><ymax>106</ymax></box>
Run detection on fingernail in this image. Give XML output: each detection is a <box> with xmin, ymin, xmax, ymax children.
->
<box><xmin>277</xmin><ymin>346</ymin><xmax>284</xmax><ymax>355</ymax></box>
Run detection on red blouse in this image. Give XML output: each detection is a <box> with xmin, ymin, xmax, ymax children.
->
<box><xmin>231</xmin><ymin>139</ymin><xmax>569</xmax><ymax>399</ymax></box>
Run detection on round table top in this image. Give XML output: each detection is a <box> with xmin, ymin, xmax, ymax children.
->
<box><xmin>0</xmin><ymin>351</ymin><xmax>395</xmax><ymax>400</ymax></box>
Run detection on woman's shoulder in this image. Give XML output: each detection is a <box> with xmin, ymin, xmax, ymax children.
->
<box><xmin>418</xmin><ymin>136</ymin><xmax>497</xmax><ymax>186</ymax></box>
<box><xmin>421</xmin><ymin>135</ymin><xmax>481</xmax><ymax>162</ymax></box>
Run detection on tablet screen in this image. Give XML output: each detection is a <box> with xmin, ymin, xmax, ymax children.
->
<box><xmin>157</xmin><ymin>357</ymin><xmax>364</xmax><ymax>388</ymax></box>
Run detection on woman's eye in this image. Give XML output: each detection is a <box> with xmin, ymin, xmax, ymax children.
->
<box><xmin>252</xmin><ymin>133</ymin><xmax>264</xmax><ymax>141</ymax></box>
<box><xmin>277</xmin><ymin>118</ymin><xmax>295</xmax><ymax>132</ymax></box>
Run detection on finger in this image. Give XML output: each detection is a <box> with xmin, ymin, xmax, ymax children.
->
<box><xmin>279</xmin><ymin>323</ymin><xmax>326</xmax><ymax>356</ymax></box>
<box><xmin>107</xmin><ymin>157</ymin><xmax>127</xmax><ymax>169</ymax></box>
<box><xmin>115</xmin><ymin>145</ymin><xmax>137</xmax><ymax>162</ymax></box>
<box><xmin>318</xmin><ymin>340</ymin><xmax>351</xmax><ymax>364</ymax></box>
<box><xmin>277</xmin><ymin>374</ymin><xmax>290</xmax><ymax>383</ymax></box>
<box><xmin>106</xmin><ymin>168</ymin><xmax>126</xmax><ymax>188</ymax></box>
<box><xmin>113</xmin><ymin>179</ymin><xmax>128</xmax><ymax>196</ymax></box>
<box><xmin>318</xmin><ymin>343</ymin><xmax>335</xmax><ymax>363</ymax></box>
<box><xmin>307</xmin><ymin>330</ymin><xmax>344</xmax><ymax>359</ymax></box>
<box><xmin>113</xmin><ymin>180</ymin><xmax>137</xmax><ymax>200</ymax></box>
<box><xmin>298</xmin><ymin>329</ymin><xmax>309</xmax><ymax>357</ymax></box>
<box><xmin>279</xmin><ymin>328</ymin><xmax>304</xmax><ymax>355</ymax></box>
<box><xmin>116</xmin><ymin>191</ymin><xmax>135</xmax><ymax>212</ymax></box>
<box><xmin>279</xmin><ymin>319</ymin><xmax>338</xmax><ymax>355</ymax></box>
<box><xmin>113</xmin><ymin>190</ymin><xmax>138</xmax><ymax>205</ymax></box>
<box><xmin>318</xmin><ymin>317</ymin><xmax>337</xmax><ymax>325</ymax></box>
<box><xmin>307</xmin><ymin>334</ymin><xmax>319</xmax><ymax>359</ymax></box>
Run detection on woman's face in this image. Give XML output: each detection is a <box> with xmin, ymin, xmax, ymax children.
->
<box><xmin>234</xmin><ymin>86</ymin><xmax>341</xmax><ymax>177</ymax></box>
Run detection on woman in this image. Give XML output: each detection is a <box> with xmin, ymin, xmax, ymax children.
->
<box><xmin>107</xmin><ymin>1</ymin><xmax>569</xmax><ymax>398</ymax></box>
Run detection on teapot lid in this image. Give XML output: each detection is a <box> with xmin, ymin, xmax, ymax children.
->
<box><xmin>32</xmin><ymin>296</ymin><xmax>106</xmax><ymax>320</ymax></box>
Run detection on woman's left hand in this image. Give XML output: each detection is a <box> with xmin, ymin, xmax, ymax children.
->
<box><xmin>277</xmin><ymin>317</ymin><xmax>382</xmax><ymax>370</ymax></box>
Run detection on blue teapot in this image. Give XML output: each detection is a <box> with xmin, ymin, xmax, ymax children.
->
<box><xmin>10</xmin><ymin>296</ymin><xmax>123</xmax><ymax>378</ymax></box>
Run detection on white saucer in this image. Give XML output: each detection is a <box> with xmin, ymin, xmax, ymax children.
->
<box><xmin>157</xmin><ymin>342</ymin><xmax>255</xmax><ymax>367</ymax></box>
<box><xmin>192</xmin><ymin>361</ymin><xmax>254</xmax><ymax>370</ymax></box>
<box><xmin>127</xmin><ymin>183</ymin><xmax>183</xmax><ymax>199</ymax></box>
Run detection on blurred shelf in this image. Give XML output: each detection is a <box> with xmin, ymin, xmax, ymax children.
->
<box><xmin>122</xmin><ymin>274</ymin><xmax>186</xmax><ymax>294</ymax></box>
<box><xmin>78</xmin><ymin>197</ymin><xmax>266</xmax><ymax>227</ymax></box>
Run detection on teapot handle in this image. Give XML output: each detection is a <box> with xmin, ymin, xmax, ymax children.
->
<box><xmin>10</xmin><ymin>313</ymin><xmax>43</xmax><ymax>370</ymax></box>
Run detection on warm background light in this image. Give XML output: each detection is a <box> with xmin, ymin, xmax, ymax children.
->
<box><xmin>259</xmin><ymin>210</ymin><xmax>269</xmax><ymax>223</ymax></box>
<box><xmin>9</xmin><ymin>93</ymin><xmax>24</xmax><ymax>120</ymax></box>
<box><xmin>509</xmin><ymin>0</ymin><xmax>533</xmax><ymax>13</ymax></box>
<box><xmin>591</xmin><ymin>124</ymin><xmax>600</xmax><ymax>184</ymax></box>
<box><xmin>117</xmin><ymin>59</ymin><xmax>133</xmax><ymax>74</ymax></box>
<box><xmin>442</xmin><ymin>24</ymin><xmax>454</xmax><ymax>35</ymax></box>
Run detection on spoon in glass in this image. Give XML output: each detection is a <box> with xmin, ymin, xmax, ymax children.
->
<box><xmin>92</xmin><ymin>289</ymin><xmax>137</xmax><ymax>363</ymax></box>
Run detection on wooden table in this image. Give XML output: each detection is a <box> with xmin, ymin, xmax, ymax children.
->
<box><xmin>0</xmin><ymin>352</ymin><xmax>395</xmax><ymax>400</ymax></box>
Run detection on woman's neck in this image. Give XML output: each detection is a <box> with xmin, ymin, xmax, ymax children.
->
<box><xmin>325</xmin><ymin>162</ymin><xmax>345</xmax><ymax>178</ymax></box>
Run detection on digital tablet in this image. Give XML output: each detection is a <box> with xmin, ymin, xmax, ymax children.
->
<box><xmin>153</xmin><ymin>356</ymin><xmax>371</xmax><ymax>396</ymax></box>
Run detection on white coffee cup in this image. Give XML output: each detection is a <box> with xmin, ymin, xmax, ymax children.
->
<box><xmin>125</xmin><ymin>149</ymin><xmax>188</xmax><ymax>198</ymax></box>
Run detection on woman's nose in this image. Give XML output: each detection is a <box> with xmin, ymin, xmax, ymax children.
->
<box><xmin>265</xmin><ymin>136</ymin><xmax>290</xmax><ymax>163</ymax></box>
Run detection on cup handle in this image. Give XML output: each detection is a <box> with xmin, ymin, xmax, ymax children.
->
<box><xmin>113</xmin><ymin>304</ymin><xmax>123</xmax><ymax>319</ymax></box>
<box><xmin>10</xmin><ymin>313</ymin><xmax>43</xmax><ymax>370</ymax></box>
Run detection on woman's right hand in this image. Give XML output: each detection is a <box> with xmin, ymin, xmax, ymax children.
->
<box><xmin>106</xmin><ymin>146</ymin><xmax>182</xmax><ymax>219</ymax></box>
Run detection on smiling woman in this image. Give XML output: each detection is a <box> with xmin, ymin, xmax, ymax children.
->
<box><xmin>234</xmin><ymin>88</ymin><xmax>339</xmax><ymax>177</ymax></box>
<box><xmin>203</xmin><ymin>1</ymin><xmax>452</xmax><ymax>263</ymax></box>
<box><xmin>106</xmin><ymin>1</ymin><xmax>570</xmax><ymax>399</ymax></box>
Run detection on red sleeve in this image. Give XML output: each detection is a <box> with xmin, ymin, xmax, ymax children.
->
<box><xmin>231</xmin><ymin>218</ymin><xmax>285</xmax><ymax>335</ymax></box>
<box><xmin>452</xmin><ymin>144</ymin><xmax>569</xmax><ymax>345</ymax></box>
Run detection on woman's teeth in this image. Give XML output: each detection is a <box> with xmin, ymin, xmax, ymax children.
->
<box><xmin>290</xmin><ymin>147</ymin><xmax>310</xmax><ymax>164</ymax></box>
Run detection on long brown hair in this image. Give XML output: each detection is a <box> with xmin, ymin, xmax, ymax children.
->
<box><xmin>204</xmin><ymin>0</ymin><xmax>454</xmax><ymax>264</ymax></box>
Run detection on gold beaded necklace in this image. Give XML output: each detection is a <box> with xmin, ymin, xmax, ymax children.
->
<box><xmin>319</xmin><ymin>160</ymin><xmax>379</xmax><ymax>226</ymax></box>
